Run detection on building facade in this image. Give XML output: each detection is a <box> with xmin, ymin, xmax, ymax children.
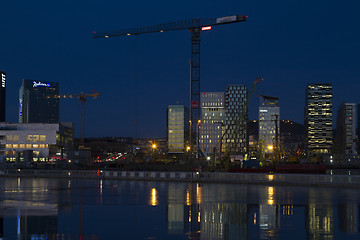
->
<box><xmin>305</xmin><ymin>83</ymin><xmax>333</xmax><ymax>158</ymax></box>
<box><xmin>0</xmin><ymin>122</ymin><xmax>73</xmax><ymax>163</ymax></box>
<box><xmin>224</xmin><ymin>85</ymin><xmax>248</xmax><ymax>157</ymax></box>
<box><xmin>199</xmin><ymin>92</ymin><xmax>225</xmax><ymax>157</ymax></box>
<box><xmin>0</xmin><ymin>71</ymin><xmax>6</xmax><ymax>122</ymax></box>
<box><xmin>336</xmin><ymin>103</ymin><xmax>357</xmax><ymax>156</ymax></box>
<box><xmin>259</xmin><ymin>96</ymin><xmax>280</xmax><ymax>155</ymax></box>
<box><xmin>167</xmin><ymin>105</ymin><xmax>189</xmax><ymax>154</ymax></box>
<box><xmin>19</xmin><ymin>79</ymin><xmax>59</xmax><ymax>123</ymax></box>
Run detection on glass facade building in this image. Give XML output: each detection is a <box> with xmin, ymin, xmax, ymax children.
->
<box><xmin>224</xmin><ymin>85</ymin><xmax>248</xmax><ymax>155</ymax></box>
<box><xmin>19</xmin><ymin>79</ymin><xmax>59</xmax><ymax>123</ymax></box>
<box><xmin>199</xmin><ymin>92</ymin><xmax>225</xmax><ymax>156</ymax></box>
<box><xmin>259</xmin><ymin>96</ymin><xmax>280</xmax><ymax>154</ymax></box>
<box><xmin>305</xmin><ymin>83</ymin><xmax>332</xmax><ymax>157</ymax></box>
<box><xmin>167</xmin><ymin>105</ymin><xmax>189</xmax><ymax>154</ymax></box>
<box><xmin>336</xmin><ymin>103</ymin><xmax>357</xmax><ymax>156</ymax></box>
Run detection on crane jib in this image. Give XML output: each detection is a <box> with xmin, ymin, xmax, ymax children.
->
<box><xmin>93</xmin><ymin>15</ymin><xmax>247</xmax><ymax>38</ymax></box>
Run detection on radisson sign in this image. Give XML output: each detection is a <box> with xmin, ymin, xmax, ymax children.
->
<box><xmin>33</xmin><ymin>81</ymin><xmax>50</xmax><ymax>88</ymax></box>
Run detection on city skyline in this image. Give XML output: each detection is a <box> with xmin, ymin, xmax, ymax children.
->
<box><xmin>0</xmin><ymin>0</ymin><xmax>359</xmax><ymax>138</ymax></box>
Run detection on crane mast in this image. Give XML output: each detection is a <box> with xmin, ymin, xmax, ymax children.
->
<box><xmin>48</xmin><ymin>92</ymin><xmax>100</xmax><ymax>148</ymax></box>
<box><xmin>94</xmin><ymin>15</ymin><xmax>247</xmax><ymax>156</ymax></box>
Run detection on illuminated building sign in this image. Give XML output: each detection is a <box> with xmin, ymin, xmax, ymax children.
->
<box><xmin>19</xmin><ymin>99</ymin><xmax>23</xmax><ymax>116</ymax></box>
<box><xmin>1</xmin><ymin>73</ymin><xmax>5</xmax><ymax>88</ymax></box>
<box><xmin>33</xmin><ymin>81</ymin><xmax>50</xmax><ymax>88</ymax></box>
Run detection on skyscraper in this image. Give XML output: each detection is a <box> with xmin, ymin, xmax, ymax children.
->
<box><xmin>199</xmin><ymin>92</ymin><xmax>225</xmax><ymax>157</ymax></box>
<box><xmin>336</xmin><ymin>103</ymin><xmax>357</xmax><ymax>157</ymax></box>
<box><xmin>0</xmin><ymin>71</ymin><xmax>6</xmax><ymax>122</ymax></box>
<box><xmin>259</xmin><ymin>96</ymin><xmax>280</xmax><ymax>156</ymax></box>
<box><xmin>19</xmin><ymin>79</ymin><xmax>59</xmax><ymax>123</ymax></box>
<box><xmin>305</xmin><ymin>83</ymin><xmax>332</xmax><ymax>158</ymax></box>
<box><xmin>224</xmin><ymin>85</ymin><xmax>248</xmax><ymax>158</ymax></box>
<box><xmin>167</xmin><ymin>105</ymin><xmax>189</xmax><ymax>154</ymax></box>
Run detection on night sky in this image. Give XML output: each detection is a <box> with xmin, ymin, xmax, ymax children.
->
<box><xmin>0</xmin><ymin>0</ymin><xmax>359</xmax><ymax>138</ymax></box>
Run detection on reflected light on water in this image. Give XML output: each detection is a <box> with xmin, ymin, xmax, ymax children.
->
<box><xmin>267</xmin><ymin>187</ymin><xmax>274</xmax><ymax>205</ymax></box>
<box><xmin>186</xmin><ymin>190</ymin><xmax>191</xmax><ymax>206</ymax></box>
<box><xmin>196</xmin><ymin>184</ymin><xmax>202</xmax><ymax>204</ymax></box>
<box><xmin>150</xmin><ymin>188</ymin><xmax>158</xmax><ymax>206</ymax></box>
<box><xmin>282</xmin><ymin>205</ymin><xmax>294</xmax><ymax>215</ymax></box>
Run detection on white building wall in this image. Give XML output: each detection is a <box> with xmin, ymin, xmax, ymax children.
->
<box><xmin>0</xmin><ymin>123</ymin><xmax>60</xmax><ymax>161</ymax></box>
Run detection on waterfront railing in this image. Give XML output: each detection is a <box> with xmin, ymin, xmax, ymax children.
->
<box><xmin>1</xmin><ymin>169</ymin><xmax>360</xmax><ymax>187</ymax></box>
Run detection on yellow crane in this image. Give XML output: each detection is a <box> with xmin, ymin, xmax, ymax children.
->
<box><xmin>47</xmin><ymin>92</ymin><xmax>100</xmax><ymax>148</ymax></box>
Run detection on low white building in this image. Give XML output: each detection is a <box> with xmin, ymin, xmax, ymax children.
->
<box><xmin>0</xmin><ymin>122</ymin><xmax>73</xmax><ymax>163</ymax></box>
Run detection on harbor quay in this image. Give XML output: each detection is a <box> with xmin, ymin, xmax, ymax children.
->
<box><xmin>2</xmin><ymin>169</ymin><xmax>360</xmax><ymax>188</ymax></box>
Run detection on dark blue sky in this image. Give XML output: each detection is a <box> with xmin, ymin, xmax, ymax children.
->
<box><xmin>0</xmin><ymin>0</ymin><xmax>359</xmax><ymax>138</ymax></box>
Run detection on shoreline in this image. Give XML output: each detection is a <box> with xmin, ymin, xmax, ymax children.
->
<box><xmin>1</xmin><ymin>169</ymin><xmax>360</xmax><ymax>188</ymax></box>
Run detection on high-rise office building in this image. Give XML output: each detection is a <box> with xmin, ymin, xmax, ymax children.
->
<box><xmin>224</xmin><ymin>85</ymin><xmax>248</xmax><ymax>156</ymax></box>
<box><xmin>199</xmin><ymin>92</ymin><xmax>225</xmax><ymax>157</ymax></box>
<box><xmin>0</xmin><ymin>71</ymin><xmax>6</xmax><ymax>122</ymax></box>
<box><xmin>259</xmin><ymin>96</ymin><xmax>280</xmax><ymax>154</ymax></box>
<box><xmin>336</xmin><ymin>103</ymin><xmax>357</xmax><ymax>156</ymax></box>
<box><xmin>19</xmin><ymin>79</ymin><xmax>59</xmax><ymax>123</ymax></box>
<box><xmin>305</xmin><ymin>83</ymin><xmax>332</xmax><ymax>158</ymax></box>
<box><xmin>167</xmin><ymin>105</ymin><xmax>189</xmax><ymax>154</ymax></box>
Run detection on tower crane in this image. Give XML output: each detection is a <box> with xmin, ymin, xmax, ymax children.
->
<box><xmin>93</xmin><ymin>15</ymin><xmax>247</xmax><ymax>156</ymax></box>
<box><xmin>47</xmin><ymin>92</ymin><xmax>100</xmax><ymax>148</ymax></box>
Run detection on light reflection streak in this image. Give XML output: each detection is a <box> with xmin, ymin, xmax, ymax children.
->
<box><xmin>150</xmin><ymin>188</ymin><xmax>158</xmax><ymax>206</ymax></box>
<box><xmin>267</xmin><ymin>187</ymin><xmax>274</xmax><ymax>205</ymax></box>
<box><xmin>196</xmin><ymin>184</ymin><xmax>202</xmax><ymax>204</ymax></box>
<box><xmin>186</xmin><ymin>190</ymin><xmax>191</xmax><ymax>206</ymax></box>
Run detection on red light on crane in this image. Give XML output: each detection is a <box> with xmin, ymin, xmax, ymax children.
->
<box><xmin>201</xmin><ymin>26</ymin><xmax>212</xmax><ymax>31</ymax></box>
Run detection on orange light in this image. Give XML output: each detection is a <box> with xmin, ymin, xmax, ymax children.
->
<box><xmin>201</xmin><ymin>26</ymin><xmax>212</xmax><ymax>31</ymax></box>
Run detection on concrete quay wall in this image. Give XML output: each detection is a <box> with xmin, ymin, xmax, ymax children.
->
<box><xmin>1</xmin><ymin>169</ymin><xmax>360</xmax><ymax>187</ymax></box>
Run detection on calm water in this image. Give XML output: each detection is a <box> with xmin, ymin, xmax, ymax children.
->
<box><xmin>0</xmin><ymin>177</ymin><xmax>360</xmax><ymax>239</ymax></box>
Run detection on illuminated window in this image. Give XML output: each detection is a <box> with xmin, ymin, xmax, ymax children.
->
<box><xmin>26</xmin><ymin>144</ymin><xmax>32</xmax><ymax>148</ymax></box>
<box><xmin>32</xmin><ymin>144</ymin><xmax>39</xmax><ymax>148</ymax></box>
<box><xmin>12</xmin><ymin>144</ymin><xmax>18</xmax><ymax>148</ymax></box>
<box><xmin>6</xmin><ymin>144</ymin><xmax>12</xmax><ymax>148</ymax></box>
<box><xmin>40</xmin><ymin>144</ymin><xmax>45</xmax><ymax>148</ymax></box>
<box><xmin>40</xmin><ymin>135</ymin><xmax>46</xmax><ymax>142</ymax></box>
<box><xmin>6</xmin><ymin>135</ymin><xmax>12</xmax><ymax>142</ymax></box>
<box><xmin>19</xmin><ymin>144</ymin><xmax>25</xmax><ymax>148</ymax></box>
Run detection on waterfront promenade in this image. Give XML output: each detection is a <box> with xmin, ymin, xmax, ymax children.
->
<box><xmin>1</xmin><ymin>168</ymin><xmax>360</xmax><ymax>187</ymax></box>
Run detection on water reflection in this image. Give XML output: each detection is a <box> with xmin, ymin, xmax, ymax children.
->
<box><xmin>0</xmin><ymin>178</ymin><xmax>359</xmax><ymax>239</ymax></box>
<box><xmin>150</xmin><ymin>188</ymin><xmax>158</xmax><ymax>206</ymax></box>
